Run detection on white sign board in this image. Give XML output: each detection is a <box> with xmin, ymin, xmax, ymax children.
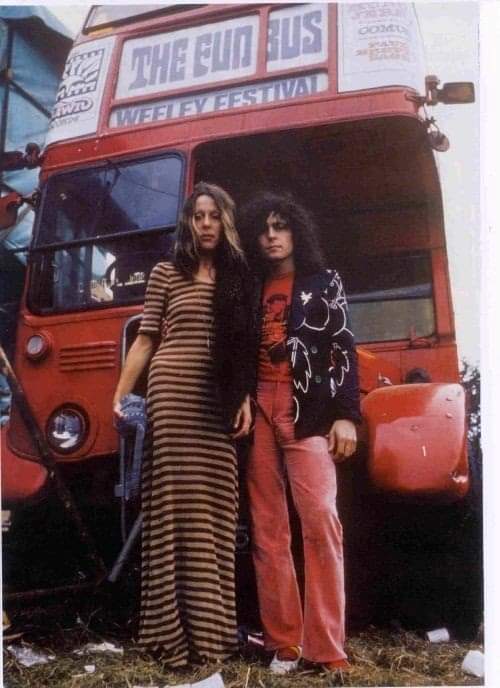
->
<box><xmin>115</xmin><ymin>4</ymin><xmax>329</xmax><ymax>100</ymax></box>
<box><xmin>338</xmin><ymin>3</ymin><xmax>425</xmax><ymax>93</ymax></box>
<box><xmin>110</xmin><ymin>73</ymin><xmax>328</xmax><ymax>128</ymax></box>
<box><xmin>267</xmin><ymin>3</ymin><xmax>328</xmax><ymax>72</ymax></box>
<box><xmin>46</xmin><ymin>36</ymin><xmax>115</xmax><ymax>145</ymax></box>
<box><xmin>116</xmin><ymin>15</ymin><xmax>259</xmax><ymax>99</ymax></box>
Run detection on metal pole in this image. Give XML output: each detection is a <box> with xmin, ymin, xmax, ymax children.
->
<box><xmin>107</xmin><ymin>512</ymin><xmax>143</xmax><ymax>583</ymax></box>
<box><xmin>5</xmin><ymin>581</ymin><xmax>98</xmax><ymax>603</ymax></box>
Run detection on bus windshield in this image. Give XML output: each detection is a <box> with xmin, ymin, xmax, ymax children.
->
<box><xmin>29</xmin><ymin>154</ymin><xmax>183</xmax><ymax>313</ymax></box>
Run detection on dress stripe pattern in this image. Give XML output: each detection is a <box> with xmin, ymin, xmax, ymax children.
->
<box><xmin>138</xmin><ymin>262</ymin><xmax>238</xmax><ymax>667</ymax></box>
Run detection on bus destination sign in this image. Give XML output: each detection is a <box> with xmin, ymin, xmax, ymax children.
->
<box><xmin>115</xmin><ymin>4</ymin><xmax>327</xmax><ymax>99</ymax></box>
<box><xmin>110</xmin><ymin>73</ymin><xmax>328</xmax><ymax>127</ymax></box>
<box><xmin>111</xmin><ymin>4</ymin><xmax>328</xmax><ymax>128</ymax></box>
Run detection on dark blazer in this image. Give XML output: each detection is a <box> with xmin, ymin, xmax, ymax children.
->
<box><xmin>255</xmin><ymin>268</ymin><xmax>362</xmax><ymax>439</ymax></box>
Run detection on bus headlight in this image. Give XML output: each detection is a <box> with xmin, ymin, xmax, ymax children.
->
<box><xmin>46</xmin><ymin>406</ymin><xmax>88</xmax><ymax>453</ymax></box>
<box><xmin>25</xmin><ymin>333</ymin><xmax>51</xmax><ymax>361</ymax></box>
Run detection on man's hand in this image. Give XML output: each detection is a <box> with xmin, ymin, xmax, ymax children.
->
<box><xmin>231</xmin><ymin>394</ymin><xmax>253</xmax><ymax>439</ymax></box>
<box><xmin>327</xmin><ymin>419</ymin><xmax>357</xmax><ymax>462</ymax></box>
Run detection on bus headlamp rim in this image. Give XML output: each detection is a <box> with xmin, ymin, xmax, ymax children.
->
<box><xmin>46</xmin><ymin>406</ymin><xmax>89</xmax><ymax>454</ymax></box>
<box><xmin>25</xmin><ymin>333</ymin><xmax>51</xmax><ymax>361</ymax></box>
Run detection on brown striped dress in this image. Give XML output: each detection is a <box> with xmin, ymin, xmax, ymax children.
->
<box><xmin>138</xmin><ymin>262</ymin><xmax>238</xmax><ymax>666</ymax></box>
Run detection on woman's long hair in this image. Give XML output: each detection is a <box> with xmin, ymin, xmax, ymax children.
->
<box><xmin>238</xmin><ymin>191</ymin><xmax>324</xmax><ymax>277</ymax></box>
<box><xmin>174</xmin><ymin>181</ymin><xmax>245</xmax><ymax>277</ymax></box>
<box><xmin>174</xmin><ymin>182</ymin><xmax>254</xmax><ymax>423</ymax></box>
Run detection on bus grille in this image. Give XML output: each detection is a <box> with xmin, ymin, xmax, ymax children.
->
<box><xmin>59</xmin><ymin>342</ymin><xmax>117</xmax><ymax>372</ymax></box>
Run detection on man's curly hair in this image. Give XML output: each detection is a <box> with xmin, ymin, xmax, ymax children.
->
<box><xmin>238</xmin><ymin>192</ymin><xmax>324</xmax><ymax>276</ymax></box>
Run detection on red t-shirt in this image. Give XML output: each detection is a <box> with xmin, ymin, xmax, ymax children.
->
<box><xmin>258</xmin><ymin>272</ymin><xmax>294</xmax><ymax>382</ymax></box>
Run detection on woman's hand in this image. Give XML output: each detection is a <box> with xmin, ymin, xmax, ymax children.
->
<box><xmin>113</xmin><ymin>398</ymin><xmax>124</xmax><ymax>425</ymax></box>
<box><xmin>112</xmin><ymin>334</ymin><xmax>153</xmax><ymax>428</ymax></box>
<box><xmin>327</xmin><ymin>419</ymin><xmax>357</xmax><ymax>462</ymax></box>
<box><xmin>231</xmin><ymin>394</ymin><xmax>253</xmax><ymax>439</ymax></box>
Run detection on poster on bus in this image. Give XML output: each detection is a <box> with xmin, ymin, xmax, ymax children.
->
<box><xmin>338</xmin><ymin>2</ymin><xmax>426</xmax><ymax>93</ymax></box>
<box><xmin>46</xmin><ymin>35</ymin><xmax>115</xmax><ymax>145</ymax></box>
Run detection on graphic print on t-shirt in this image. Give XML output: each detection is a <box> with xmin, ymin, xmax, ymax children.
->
<box><xmin>263</xmin><ymin>293</ymin><xmax>289</xmax><ymax>362</ymax></box>
<box><xmin>259</xmin><ymin>273</ymin><xmax>293</xmax><ymax>381</ymax></box>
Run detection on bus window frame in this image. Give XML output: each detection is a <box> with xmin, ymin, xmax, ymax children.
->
<box><xmin>347</xmin><ymin>245</ymin><xmax>454</xmax><ymax>352</ymax></box>
<box><xmin>430</xmin><ymin>246</ymin><xmax>455</xmax><ymax>340</ymax></box>
<box><xmin>32</xmin><ymin>149</ymin><xmax>186</xmax><ymax>248</ymax></box>
<box><xmin>26</xmin><ymin>227</ymin><xmax>177</xmax><ymax>317</ymax></box>
<box><xmin>26</xmin><ymin>149</ymin><xmax>186</xmax><ymax>316</ymax></box>
<box><xmin>342</xmin><ymin>249</ymin><xmax>436</xmax><ymax>345</ymax></box>
<box><xmin>83</xmin><ymin>5</ymin><xmax>206</xmax><ymax>34</ymax></box>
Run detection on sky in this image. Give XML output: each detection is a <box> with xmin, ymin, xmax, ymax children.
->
<box><xmin>416</xmin><ymin>2</ymin><xmax>479</xmax><ymax>367</ymax></box>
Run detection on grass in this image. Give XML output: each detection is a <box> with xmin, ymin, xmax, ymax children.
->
<box><xmin>3</xmin><ymin>593</ymin><xmax>484</xmax><ymax>688</ymax></box>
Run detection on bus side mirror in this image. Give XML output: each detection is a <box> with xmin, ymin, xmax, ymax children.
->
<box><xmin>0</xmin><ymin>192</ymin><xmax>23</xmax><ymax>230</ymax></box>
<box><xmin>438</xmin><ymin>82</ymin><xmax>475</xmax><ymax>104</ymax></box>
<box><xmin>425</xmin><ymin>75</ymin><xmax>475</xmax><ymax>106</ymax></box>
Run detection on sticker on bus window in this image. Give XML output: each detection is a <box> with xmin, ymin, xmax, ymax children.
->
<box><xmin>46</xmin><ymin>36</ymin><xmax>116</xmax><ymax>145</ymax></box>
<box><xmin>337</xmin><ymin>2</ymin><xmax>425</xmax><ymax>93</ymax></box>
<box><xmin>266</xmin><ymin>3</ymin><xmax>328</xmax><ymax>73</ymax></box>
<box><xmin>110</xmin><ymin>72</ymin><xmax>328</xmax><ymax>128</ymax></box>
<box><xmin>115</xmin><ymin>15</ymin><xmax>259</xmax><ymax>99</ymax></box>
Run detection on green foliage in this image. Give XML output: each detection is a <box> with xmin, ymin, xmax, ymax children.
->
<box><xmin>461</xmin><ymin>361</ymin><xmax>482</xmax><ymax>511</ymax></box>
<box><xmin>461</xmin><ymin>360</ymin><xmax>481</xmax><ymax>442</ymax></box>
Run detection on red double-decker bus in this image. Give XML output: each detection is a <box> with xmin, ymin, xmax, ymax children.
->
<box><xmin>1</xmin><ymin>3</ymin><xmax>476</xmax><ymax>624</ymax></box>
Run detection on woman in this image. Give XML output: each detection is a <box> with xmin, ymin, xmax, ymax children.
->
<box><xmin>113</xmin><ymin>182</ymin><xmax>253</xmax><ymax>667</ymax></box>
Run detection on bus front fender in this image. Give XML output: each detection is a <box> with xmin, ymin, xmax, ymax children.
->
<box><xmin>1</xmin><ymin>424</ymin><xmax>49</xmax><ymax>505</ymax></box>
<box><xmin>361</xmin><ymin>383</ymin><xmax>469</xmax><ymax>500</ymax></box>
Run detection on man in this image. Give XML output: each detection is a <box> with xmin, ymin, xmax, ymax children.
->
<box><xmin>240</xmin><ymin>192</ymin><xmax>361</xmax><ymax>674</ymax></box>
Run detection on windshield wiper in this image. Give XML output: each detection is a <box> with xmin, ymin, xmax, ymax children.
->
<box><xmin>29</xmin><ymin>225</ymin><xmax>177</xmax><ymax>254</ymax></box>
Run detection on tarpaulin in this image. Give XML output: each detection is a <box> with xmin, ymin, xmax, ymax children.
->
<box><xmin>0</xmin><ymin>8</ymin><xmax>72</xmax><ymax>417</ymax></box>
<box><xmin>0</xmin><ymin>6</ymin><xmax>72</xmax><ymax>254</ymax></box>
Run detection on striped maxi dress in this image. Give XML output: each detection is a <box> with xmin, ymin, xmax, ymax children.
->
<box><xmin>137</xmin><ymin>261</ymin><xmax>238</xmax><ymax>666</ymax></box>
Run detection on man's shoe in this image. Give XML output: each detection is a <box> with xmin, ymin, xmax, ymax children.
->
<box><xmin>321</xmin><ymin>658</ymin><xmax>353</xmax><ymax>673</ymax></box>
<box><xmin>269</xmin><ymin>645</ymin><xmax>302</xmax><ymax>674</ymax></box>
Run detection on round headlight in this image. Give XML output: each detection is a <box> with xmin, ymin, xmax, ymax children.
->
<box><xmin>46</xmin><ymin>406</ymin><xmax>88</xmax><ymax>453</ymax></box>
<box><xmin>25</xmin><ymin>333</ymin><xmax>50</xmax><ymax>360</ymax></box>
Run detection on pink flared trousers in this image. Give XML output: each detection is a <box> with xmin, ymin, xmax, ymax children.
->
<box><xmin>247</xmin><ymin>381</ymin><xmax>347</xmax><ymax>663</ymax></box>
